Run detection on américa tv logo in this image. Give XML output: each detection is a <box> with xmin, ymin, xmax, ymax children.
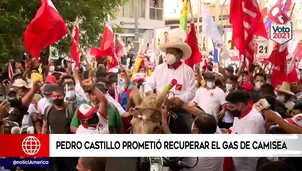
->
<box><xmin>22</xmin><ymin>136</ymin><xmax>41</xmax><ymax>156</ymax></box>
<box><xmin>0</xmin><ymin>134</ymin><xmax>49</xmax><ymax>157</ymax></box>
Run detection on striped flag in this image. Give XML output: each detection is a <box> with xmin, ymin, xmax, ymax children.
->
<box><xmin>8</xmin><ymin>63</ymin><xmax>14</xmax><ymax>80</ymax></box>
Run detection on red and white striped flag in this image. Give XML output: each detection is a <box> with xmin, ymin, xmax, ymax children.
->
<box><xmin>8</xmin><ymin>63</ymin><xmax>14</xmax><ymax>80</ymax></box>
<box><xmin>71</xmin><ymin>17</ymin><xmax>80</xmax><ymax>70</ymax></box>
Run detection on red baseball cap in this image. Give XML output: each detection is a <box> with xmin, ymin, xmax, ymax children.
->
<box><xmin>77</xmin><ymin>104</ymin><xmax>96</xmax><ymax>121</ymax></box>
<box><xmin>241</xmin><ymin>82</ymin><xmax>253</xmax><ymax>91</ymax></box>
<box><xmin>45</xmin><ymin>75</ymin><xmax>56</xmax><ymax>83</ymax></box>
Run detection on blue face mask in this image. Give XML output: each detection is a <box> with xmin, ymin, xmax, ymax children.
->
<box><xmin>66</xmin><ymin>90</ymin><xmax>76</xmax><ymax>99</ymax></box>
<box><xmin>46</xmin><ymin>98</ymin><xmax>52</xmax><ymax>104</ymax></box>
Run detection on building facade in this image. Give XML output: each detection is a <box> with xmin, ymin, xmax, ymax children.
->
<box><xmin>112</xmin><ymin>0</ymin><xmax>166</xmax><ymax>48</ymax></box>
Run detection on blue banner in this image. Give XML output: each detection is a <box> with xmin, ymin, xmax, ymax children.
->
<box><xmin>0</xmin><ymin>158</ymin><xmax>50</xmax><ymax>167</ymax></box>
<box><xmin>213</xmin><ymin>48</ymin><xmax>219</xmax><ymax>63</ymax></box>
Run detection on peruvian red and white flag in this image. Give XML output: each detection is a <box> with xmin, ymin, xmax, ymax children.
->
<box><xmin>230</xmin><ymin>0</ymin><xmax>267</xmax><ymax>66</ymax></box>
<box><xmin>24</xmin><ymin>0</ymin><xmax>68</xmax><ymax>61</ymax></box>
<box><xmin>71</xmin><ymin>17</ymin><xmax>80</xmax><ymax>70</ymax></box>
<box><xmin>8</xmin><ymin>63</ymin><xmax>14</xmax><ymax>80</ymax></box>
<box><xmin>89</xmin><ymin>17</ymin><xmax>115</xmax><ymax>60</ymax></box>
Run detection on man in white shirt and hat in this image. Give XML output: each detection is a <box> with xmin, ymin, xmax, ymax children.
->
<box><xmin>144</xmin><ymin>36</ymin><xmax>196</xmax><ymax>133</ymax></box>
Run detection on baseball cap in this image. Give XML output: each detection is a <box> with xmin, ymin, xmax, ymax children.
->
<box><xmin>284</xmin><ymin>114</ymin><xmax>302</xmax><ymax>127</ymax></box>
<box><xmin>133</xmin><ymin>73</ymin><xmax>145</xmax><ymax>81</ymax></box>
<box><xmin>241</xmin><ymin>82</ymin><xmax>253</xmax><ymax>91</ymax></box>
<box><xmin>45</xmin><ymin>75</ymin><xmax>57</xmax><ymax>84</ymax></box>
<box><xmin>77</xmin><ymin>104</ymin><xmax>96</xmax><ymax>121</ymax></box>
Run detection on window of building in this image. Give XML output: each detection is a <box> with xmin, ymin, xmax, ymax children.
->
<box><xmin>149</xmin><ymin>0</ymin><xmax>163</xmax><ymax>20</ymax></box>
<box><xmin>140</xmin><ymin>0</ymin><xmax>146</xmax><ymax>18</ymax></box>
<box><xmin>129</xmin><ymin>0</ymin><xmax>135</xmax><ymax>18</ymax></box>
<box><xmin>123</xmin><ymin>2</ymin><xmax>129</xmax><ymax>18</ymax></box>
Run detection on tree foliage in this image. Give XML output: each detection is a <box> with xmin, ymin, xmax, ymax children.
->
<box><xmin>0</xmin><ymin>0</ymin><xmax>125</xmax><ymax>64</ymax></box>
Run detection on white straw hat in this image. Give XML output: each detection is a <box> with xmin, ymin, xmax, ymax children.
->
<box><xmin>159</xmin><ymin>36</ymin><xmax>192</xmax><ymax>60</ymax></box>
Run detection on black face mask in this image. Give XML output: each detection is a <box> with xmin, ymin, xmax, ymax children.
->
<box><xmin>229</xmin><ymin>110</ymin><xmax>241</xmax><ymax>117</ymax></box>
<box><xmin>53</xmin><ymin>98</ymin><xmax>64</xmax><ymax>106</ymax></box>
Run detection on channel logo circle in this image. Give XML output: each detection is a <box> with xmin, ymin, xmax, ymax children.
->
<box><xmin>22</xmin><ymin>136</ymin><xmax>41</xmax><ymax>155</ymax></box>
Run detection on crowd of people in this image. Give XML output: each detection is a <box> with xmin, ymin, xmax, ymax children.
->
<box><xmin>0</xmin><ymin>36</ymin><xmax>302</xmax><ymax>171</ymax></box>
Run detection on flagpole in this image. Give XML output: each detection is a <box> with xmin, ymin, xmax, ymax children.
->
<box><xmin>197</xmin><ymin>0</ymin><xmax>201</xmax><ymax>44</ymax></box>
<box><xmin>68</xmin><ymin>30</ymin><xmax>90</xmax><ymax>70</ymax></box>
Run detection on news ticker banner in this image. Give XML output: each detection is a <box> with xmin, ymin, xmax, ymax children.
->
<box><xmin>0</xmin><ymin>134</ymin><xmax>302</xmax><ymax>157</ymax></box>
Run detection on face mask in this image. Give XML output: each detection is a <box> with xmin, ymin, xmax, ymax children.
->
<box><xmin>65</xmin><ymin>90</ymin><xmax>76</xmax><ymax>99</ymax></box>
<box><xmin>53</xmin><ymin>98</ymin><xmax>64</xmax><ymax>106</ymax></box>
<box><xmin>165</xmin><ymin>54</ymin><xmax>176</xmax><ymax>65</ymax></box>
<box><xmin>255</xmin><ymin>82</ymin><xmax>262</xmax><ymax>90</ymax></box>
<box><xmin>206</xmin><ymin>81</ymin><xmax>215</xmax><ymax>89</ymax></box>
<box><xmin>15</xmin><ymin>69</ymin><xmax>21</xmax><ymax>74</ymax></box>
<box><xmin>296</xmin><ymin>92</ymin><xmax>302</xmax><ymax>99</ymax></box>
<box><xmin>230</xmin><ymin>110</ymin><xmax>241</xmax><ymax>117</ymax></box>
<box><xmin>46</xmin><ymin>98</ymin><xmax>52</xmax><ymax>104</ymax></box>
<box><xmin>276</xmin><ymin>95</ymin><xmax>285</xmax><ymax>103</ymax></box>
<box><xmin>49</xmin><ymin>66</ymin><xmax>55</xmax><ymax>72</ymax></box>
<box><xmin>226</xmin><ymin>83</ymin><xmax>233</xmax><ymax>91</ymax></box>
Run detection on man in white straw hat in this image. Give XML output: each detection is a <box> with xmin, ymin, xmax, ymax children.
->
<box><xmin>144</xmin><ymin>36</ymin><xmax>196</xmax><ymax>133</ymax></box>
<box><xmin>276</xmin><ymin>81</ymin><xmax>295</xmax><ymax>115</ymax></box>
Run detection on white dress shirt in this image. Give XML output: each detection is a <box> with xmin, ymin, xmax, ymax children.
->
<box><xmin>144</xmin><ymin>62</ymin><xmax>196</xmax><ymax>103</ymax></box>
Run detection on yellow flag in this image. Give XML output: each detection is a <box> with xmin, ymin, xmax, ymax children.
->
<box><xmin>179</xmin><ymin>0</ymin><xmax>190</xmax><ymax>31</ymax></box>
<box><xmin>131</xmin><ymin>51</ymin><xmax>144</xmax><ymax>79</ymax></box>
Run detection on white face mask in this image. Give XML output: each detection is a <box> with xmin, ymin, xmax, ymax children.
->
<box><xmin>165</xmin><ymin>54</ymin><xmax>176</xmax><ymax>65</ymax></box>
<box><xmin>276</xmin><ymin>95</ymin><xmax>285</xmax><ymax>103</ymax></box>
<box><xmin>255</xmin><ymin>81</ymin><xmax>262</xmax><ymax>90</ymax></box>
<box><xmin>15</xmin><ymin>69</ymin><xmax>21</xmax><ymax>74</ymax></box>
<box><xmin>226</xmin><ymin>83</ymin><xmax>233</xmax><ymax>91</ymax></box>
<box><xmin>49</xmin><ymin>66</ymin><xmax>55</xmax><ymax>72</ymax></box>
<box><xmin>206</xmin><ymin>81</ymin><xmax>215</xmax><ymax>89</ymax></box>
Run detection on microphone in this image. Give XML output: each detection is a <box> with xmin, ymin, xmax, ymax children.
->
<box><xmin>177</xmin><ymin>160</ymin><xmax>190</xmax><ymax>169</ymax></box>
<box><xmin>11</xmin><ymin>126</ymin><xmax>21</xmax><ymax>134</ymax></box>
<box><xmin>164</xmin><ymin>79</ymin><xmax>177</xmax><ymax>91</ymax></box>
<box><xmin>27</xmin><ymin>126</ymin><xmax>35</xmax><ymax>134</ymax></box>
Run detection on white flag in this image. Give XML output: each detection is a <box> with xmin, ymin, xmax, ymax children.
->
<box><xmin>201</xmin><ymin>2</ymin><xmax>223</xmax><ymax>44</ymax></box>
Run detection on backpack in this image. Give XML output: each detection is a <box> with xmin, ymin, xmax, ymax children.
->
<box><xmin>44</xmin><ymin>103</ymin><xmax>74</xmax><ymax>127</ymax></box>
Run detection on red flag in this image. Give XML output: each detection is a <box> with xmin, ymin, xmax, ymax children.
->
<box><xmin>287</xmin><ymin>58</ymin><xmax>299</xmax><ymax>83</ymax></box>
<box><xmin>260</xmin><ymin>7</ymin><xmax>267</xmax><ymax>18</ymax></box>
<box><xmin>268</xmin><ymin>44</ymin><xmax>288</xmax><ymax>87</ymax></box>
<box><xmin>71</xmin><ymin>17</ymin><xmax>80</xmax><ymax>70</ymax></box>
<box><xmin>185</xmin><ymin>23</ymin><xmax>202</xmax><ymax>69</ymax></box>
<box><xmin>295</xmin><ymin>40</ymin><xmax>302</xmax><ymax>59</ymax></box>
<box><xmin>230</xmin><ymin>0</ymin><xmax>267</xmax><ymax>65</ymax></box>
<box><xmin>115</xmin><ymin>35</ymin><xmax>125</xmax><ymax>57</ymax></box>
<box><xmin>89</xmin><ymin>20</ymin><xmax>115</xmax><ymax>60</ymax></box>
<box><xmin>24</xmin><ymin>0</ymin><xmax>68</xmax><ymax>61</ymax></box>
<box><xmin>8</xmin><ymin>63</ymin><xmax>14</xmax><ymax>80</ymax></box>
